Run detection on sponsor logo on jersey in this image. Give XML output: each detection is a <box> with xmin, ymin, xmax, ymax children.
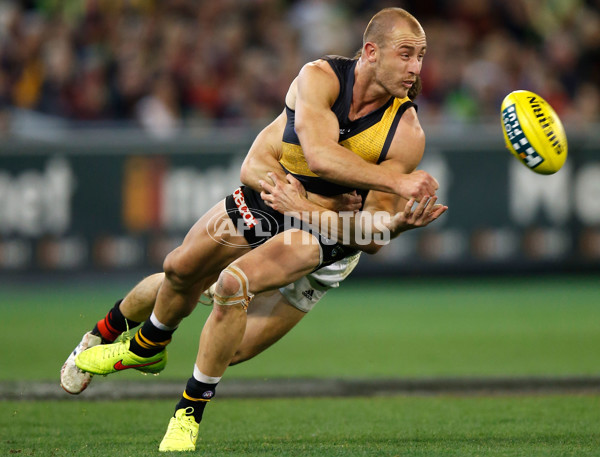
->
<box><xmin>232</xmin><ymin>187</ymin><xmax>258</xmax><ymax>228</ymax></box>
<box><xmin>206</xmin><ymin>188</ymin><xmax>279</xmax><ymax>248</ymax></box>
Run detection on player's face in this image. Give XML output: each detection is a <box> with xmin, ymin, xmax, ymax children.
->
<box><xmin>375</xmin><ymin>22</ymin><xmax>426</xmax><ymax>99</ymax></box>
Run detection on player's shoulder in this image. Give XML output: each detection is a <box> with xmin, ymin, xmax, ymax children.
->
<box><xmin>396</xmin><ymin>101</ymin><xmax>425</xmax><ymax>142</ymax></box>
<box><xmin>385</xmin><ymin>99</ymin><xmax>425</xmax><ymax>168</ymax></box>
<box><xmin>299</xmin><ymin>58</ymin><xmax>337</xmax><ymax>80</ymax></box>
<box><xmin>294</xmin><ymin>59</ymin><xmax>341</xmax><ymax>104</ymax></box>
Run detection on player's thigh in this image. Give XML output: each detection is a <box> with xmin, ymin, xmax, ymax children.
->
<box><xmin>231</xmin><ymin>229</ymin><xmax>321</xmax><ymax>294</ymax></box>
<box><xmin>233</xmin><ymin>290</ymin><xmax>306</xmax><ymax>364</ymax></box>
<box><xmin>165</xmin><ymin>200</ymin><xmax>251</xmax><ymax>286</ymax></box>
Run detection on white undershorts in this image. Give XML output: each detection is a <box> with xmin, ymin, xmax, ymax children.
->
<box><xmin>280</xmin><ymin>252</ymin><xmax>361</xmax><ymax>313</ymax></box>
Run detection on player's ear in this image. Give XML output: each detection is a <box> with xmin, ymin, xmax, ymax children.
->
<box><xmin>363</xmin><ymin>42</ymin><xmax>378</xmax><ymax>62</ymax></box>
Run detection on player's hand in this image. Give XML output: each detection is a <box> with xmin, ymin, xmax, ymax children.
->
<box><xmin>307</xmin><ymin>191</ymin><xmax>362</xmax><ymax>213</ymax></box>
<box><xmin>386</xmin><ymin>196</ymin><xmax>448</xmax><ymax>236</ymax></box>
<box><xmin>396</xmin><ymin>170</ymin><xmax>439</xmax><ymax>201</ymax></box>
<box><xmin>259</xmin><ymin>173</ymin><xmax>308</xmax><ymax>213</ymax></box>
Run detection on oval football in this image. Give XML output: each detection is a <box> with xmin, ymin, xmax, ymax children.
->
<box><xmin>500</xmin><ymin>90</ymin><xmax>567</xmax><ymax>175</ymax></box>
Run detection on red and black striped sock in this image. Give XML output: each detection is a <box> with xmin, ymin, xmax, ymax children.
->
<box><xmin>92</xmin><ymin>300</ymin><xmax>141</xmax><ymax>343</ymax></box>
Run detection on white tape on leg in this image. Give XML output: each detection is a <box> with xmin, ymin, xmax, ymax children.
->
<box><xmin>213</xmin><ymin>265</ymin><xmax>254</xmax><ymax>310</ymax></box>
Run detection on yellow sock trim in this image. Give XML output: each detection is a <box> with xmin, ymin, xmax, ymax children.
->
<box><xmin>134</xmin><ymin>329</ymin><xmax>172</xmax><ymax>349</ymax></box>
<box><xmin>183</xmin><ymin>391</ymin><xmax>211</xmax><ymax>402</ymax></box>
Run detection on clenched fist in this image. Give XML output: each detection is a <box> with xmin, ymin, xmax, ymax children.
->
<box><xmin>395</xmin><ymin>170</ymin><xmax>439</xmax><ymax>201</ymax></box>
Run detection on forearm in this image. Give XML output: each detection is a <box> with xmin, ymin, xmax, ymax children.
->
<box><xmin>283</xmin><ymin>188</ymin><xmax>444</xmax><ymax>253</ymax></box>
<box><xmin>261</xmin><ymin>175</ymin><xmax>447</xmax><ymax>253</ymax></box>
<box><xmin>303</xmin><ymin>142</ymin><xmax>399</xmax><ymax>194</ymax></box>
<box><xmin>285</xmin><ymin>196</ymin><xmax>391</xmax><ymax>253</ymax></box>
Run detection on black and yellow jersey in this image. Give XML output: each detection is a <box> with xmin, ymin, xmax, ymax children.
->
<box><xmin>279</xmin><ymin>55</ymin><xmax>417</xmax><ymax>197</ymax></box>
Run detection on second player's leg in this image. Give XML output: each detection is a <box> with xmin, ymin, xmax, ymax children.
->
<box><xmin>230</xmin><ymin>289</ymin><xmax>306</xmax><ymax>365</ymax></box>
<box><xmin>119</xmin><ymin>273</ymin><xmax>165</xmax><ymax>322</ymax></box>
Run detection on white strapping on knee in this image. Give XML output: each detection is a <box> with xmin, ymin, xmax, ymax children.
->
<box><xmin>213</xmin><ymin>265</ymin><xmax>254</xmax><ymax>310</ymax></box>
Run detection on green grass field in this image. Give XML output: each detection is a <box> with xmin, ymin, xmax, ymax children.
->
<box><xmin>1</xmin><ymin>275</ymin><xmax>599</xmax><ymax>380</ymax></box>
<box><xmin>2</xmin><ymin>396</ymin><xmax>600</xmax><ymax>456</ymax></box>
<box><xmin>1</xmin><ymin>274</ymin><xmax>599</xmax><ymax>456</ymax></box>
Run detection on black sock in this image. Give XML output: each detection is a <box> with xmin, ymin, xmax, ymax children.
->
<box><xmin>92</xmin><ymin>300</ymin><xmax>141</xmax><ymax>343</ymax></box>
<box><xmin>174</xmin><ymin>377</ymin><xmax>218</xmax><ymax>423</ymax></box>
<box><xmin>128</xmin><ymin>319</ymin><xmax>175</xmax><ymax>357</ymax></box>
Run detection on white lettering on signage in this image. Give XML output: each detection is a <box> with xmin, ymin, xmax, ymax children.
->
<box><xmin>574</xmin><ymin>164</ymin><xmax>600</xmax><ymax>225</ymax></box>
<box><xmin>161</xmin><ymin>158</ymin><xmax>242</xmax><ymax>230</ymax></box>
<box><xmin>0</xmin><ymin>157</ymin><xmax>75</xmax><ymax>236</ymax></box>
<box><xmin>508</xmin><ymin>160</ymin><xmax>570</xmax><ymax>226</ymax></box>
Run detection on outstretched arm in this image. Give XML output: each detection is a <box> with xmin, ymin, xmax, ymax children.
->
<box><xmin>260</xmin><ymin>173</ymin><xmax>447</xmax><ymax>254</ymax></box>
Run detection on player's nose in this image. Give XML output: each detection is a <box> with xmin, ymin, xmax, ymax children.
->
<box><xmin>408</xmin><ymin>57</ymin><xmax>421</xmax><ymax>75</ymax></box>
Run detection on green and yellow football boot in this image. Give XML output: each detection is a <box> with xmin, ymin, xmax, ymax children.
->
<box><xmin>159</xmin><ymin>407</ymin><xmax>199</xmax><ymax>452</ymax></box>
<box><xmin>75</xmin><ymin>338</ymin><xmax>166</xmax><ymax>375</ymax></box>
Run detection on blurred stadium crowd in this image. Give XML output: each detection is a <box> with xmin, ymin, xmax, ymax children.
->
<box><xmin>0</xmin><ymin>0</ymin><xmax>598</xmax><ymax>138</ymax></box>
